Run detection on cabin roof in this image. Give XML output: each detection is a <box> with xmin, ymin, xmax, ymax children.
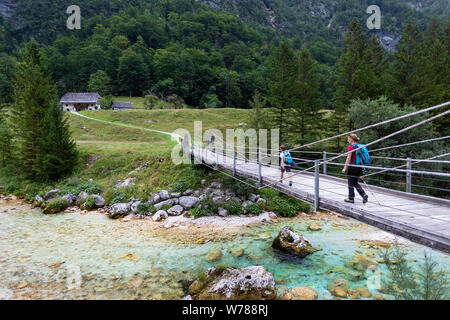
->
<box><xmin>60</xmin><ymin>92</ymin><xmax>101</xmax><ymax>104</ymax></box>
<box><xmin>112</xmin><ymin>102</ymin><xmax>133</xmax><ymax>109</ymax></box>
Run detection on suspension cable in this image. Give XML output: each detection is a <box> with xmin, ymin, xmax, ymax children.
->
<box><xmin>260</xmin><ymin>109</ymin><xmax>450</xmax><ymax>188</ymax></box>
<box><xmin>370</xmin><ymin>135</ymin><xmax>450</xmax><ymax>153</ymax></box>
<box><xmin>281</xmin><ymin>101</ymin><xmax>450</xmax><ymax>155</ymax></box>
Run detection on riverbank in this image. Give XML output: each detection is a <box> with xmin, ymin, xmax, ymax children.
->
<box><xmin>1</xmin><ymin>194</ymin><xmax>448</xmax><ymax>300</ymax></box>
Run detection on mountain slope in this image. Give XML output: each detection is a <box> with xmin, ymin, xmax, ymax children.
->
<box><xmin>0</xmin><ymin>0</ymin><xmax>447</xmax><ymax>49</ymax></box>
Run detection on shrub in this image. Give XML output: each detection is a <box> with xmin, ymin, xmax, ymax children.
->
<box><xmin>268</xmin><ymin>196</ymin><xmax>311</xmax><ymax>217</ymax></box>
<box><xmin>245</xmin><ymin>203</ymin><xmax>262</xmax><ymax>215</ymax></box>
<box><xmin>225</xmin><ymin>200</ymin><xmax>243</xmax><ymax>215</ymax></box>
<box><xmin>44</xmin><ymin>198</ymin><xmax>69</xmax><ymax>214</ymax></box>
<box><xmin>382</xmin><ymin>240</ymin><xmax>449</xmax><ymax>300</ymax></box>
<box><xmin>200</xmin><ymin>196</ymin><xmax>219</xmax><ymax>214</ymax></box>
<box><xmin>136</xmin><ymin>202</ymin><xmax>154</xmax><ymax>215</ymax></box>
<box><xmin>107</xmin><ymin>189</ymin><xmax>129</xmax><ymax>205</ymax></box>
<box><xmin>61</xmin><ymin>180</ymin><xmax>102</xmax><ymax>196</ymax></box>
<box><xmin>222</xmin><ymin>176</ymin><xmax>256</xmax><ymax>199</ymax></box>
<box><xmin>85</xmin><ymin>195</ymin><xmax>95</xmax><ymax>210</ymax></box>
<box><xmin>259</xmin><ymin>188</ymin><xmax>280</xmax><ymax>201</ymax></box>
<box><xmin>171</xmin><ymin>180</ymin><xmax>190</xmax><ymax>193</ymax></box>
<box><xmin>190</xmin><ymin>208</ymin><xmax>206</xmax><ymax>218</ymax></box>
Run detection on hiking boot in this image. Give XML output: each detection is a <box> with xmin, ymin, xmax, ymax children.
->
<box><xmin>363</xmin><ymin>195</ymin><xmax>369</xmax><ymax>204</ymax></box>
<box><xmin>344</xmin><ymin>198</ymin><xmax>354</xmax><ymax>204</ymax></box>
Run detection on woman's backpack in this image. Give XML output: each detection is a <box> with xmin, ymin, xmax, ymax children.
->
<box><xmin>352</xmin><ymin>144</ymin><xmax>371</xmax><ymax>166</ymax></box>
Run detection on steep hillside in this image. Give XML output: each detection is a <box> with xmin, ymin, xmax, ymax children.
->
<box><xmin>0</xmin><ymin>0</ymin><xmax>446</xmax><ymax>48</ymax></box>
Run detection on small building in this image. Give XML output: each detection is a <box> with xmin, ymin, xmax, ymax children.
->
<box><xmin>60</xmin><ymin>92</ymin><xmax>102</xmax><ymax>112</ymax></box>
<box><xmin>111</xmin><ymin>102</ymin><xmax>133</xmax><ymax>110</ymax></box>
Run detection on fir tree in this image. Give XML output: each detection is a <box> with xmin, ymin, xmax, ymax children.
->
<box><xmin>292</xmin><ymin>46</ymin><xmax>322</xmax><ymax>143</ymax></box>
<box><xmin>36</xmin><ymin>103</ymin><xmax>78</xmax><ymax>180</ymax></box>
<box><xmin>267</xmin><ymin>40</ymin><xmax>297</xmax><ymax>142</ymax></box>
<box><xmin>392</xmin><ymin>21</ymin><xmax>422</xmax><ymax>107</ymax></box>
<box><xmin>10</xmin><ymin>41</ymin><xmax>78</xmax><ymax>180</ymax></box>
<box><xmin>333</xmin><ymin>19</ymin><xmax>375</xmax><ymax>146</ymax></box>
<box><xmin>0</xmin><ymin>114</ymin><xmax>13</xmax><ymax>167</ymax></box>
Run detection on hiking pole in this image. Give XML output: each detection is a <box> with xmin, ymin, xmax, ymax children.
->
<box><xmin>360</xmin><ymin>177</ymin><xmax>382</xmax><ymax>206</ymax></box>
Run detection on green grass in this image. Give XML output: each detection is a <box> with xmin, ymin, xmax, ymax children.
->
<box><xmin>74</xmin><ymin>108</ymin><xmax>252</xmax><ymax>139</ymax></box>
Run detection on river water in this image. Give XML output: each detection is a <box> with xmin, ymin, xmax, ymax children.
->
<box><xmin>0</xmin><ymin>198</ymin><xmax>448</xmax><ymax>300</ymax></box>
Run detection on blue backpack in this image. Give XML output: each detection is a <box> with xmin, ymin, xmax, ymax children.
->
<box><xmin>282</xmin><ymin>151</ymin><xmax>294</xmax><ymax>165</ymax></box>
<box><xmin>352</xmin><ymin>144</ymin><xmax>371</xmax><ymax>166</ymax></box>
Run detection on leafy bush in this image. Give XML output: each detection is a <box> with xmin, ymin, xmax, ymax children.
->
<box><xmin>61</xmin><ymin>180</ymin><xmax>102</xmax><ymax>196</ymax></box>
<box><xmin>265</xmin><ymin>196</ymin><xmax>311</xmax><ymax>217</ymax></box>
<box><xmin>43</xmin><ymin>198</ymin><xmax>69</xmax><ymax>214</ymax></box>
<box><xmin>171</xmin><ymin>180</ymin><xmax>190</xmax><ymax>193</ymax></box>
<box><xmin>245</xmin><ymin>203</ymin><xmax>262</xmax><ymax>215</ymax></box>
<box><xmin>259</xmin><ymin>188</ymin><xmax>280</xmax><ymax>201</ymax></box>
<box><xmin>271</xmin><ymin>197</ymin><xmax>300</xmax><ymax>217</ymax></box>
<box><xmin>222</xmin><ymin>176</ymin><xmax>256</xmax><ymax>199</ymax></box>
<box><xmin>136</xmin><ymin>202</ymin><xmax>155</xmax><ymax>215</ymax></box>
<box><xmin>107</xmin><ymin>189</ymin><xmax>129</xmax><ymax>205</ymax></box>
<box><xmin>190</xmin><ymin>208</ymin><xmax>207</xmax><ymax>218</ymax></box>
<box><xmin>85</xmin><ymin>195</ymin><xmax>95</xmax><ymax>210</ymax></box>
<box><xmin>224</xmin><ymin>200</ymin><xmax>243</xmax><ymax>215</ymax></box>
<box><xmin>200</xmin><ymin>196</ymin><xmax>219</xmax><ymax>214</ymax></box>
<box><xmin>381</xmin><ymin>240</ymin><xmax>448</xmax><ymax>300</ymax></box>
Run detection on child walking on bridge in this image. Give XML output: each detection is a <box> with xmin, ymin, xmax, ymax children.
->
<box><xmin>280</xmin><ymin>145</ymin><xmax>296</xmax><ymax>187</ymax></box>
<box><xmin>342</xmin><ymin>134</ymin><xmax>369</xmax><ymax>204</ymax></box>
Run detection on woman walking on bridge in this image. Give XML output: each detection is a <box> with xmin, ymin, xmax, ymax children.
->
<box><xmin>342</xmin><ymin>134</ymin><xmax>369</xmax><ymax>204</ymax></box>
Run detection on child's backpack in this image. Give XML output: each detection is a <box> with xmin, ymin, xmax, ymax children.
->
<box><xmin>282</xmin><ymin>151</ymin><xmax>294</xmax><ymax>165</ymax></box>
<box><xmin>352</xmin><ymin>144</ymin><xmax>371</xmax><ymax>166</ymax></box>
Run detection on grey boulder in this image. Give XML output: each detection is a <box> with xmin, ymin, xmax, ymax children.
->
<box><xmin>154</xmin><ymin>199</ymin><xmax>175</xmax><ymax>211</ymax></box>
<box><xmin>109</xmin><ymin>203</ymin><xmax>131</xmax><ymax>219</ymax></box>
<box><xmin>167</xmin><ymin>205</ymin><xmax>184</xmax><ymax>216</ymax></box>
<box><xmin>218</xmin><ymin>208</ymin><xmax>229</xmax><ymax>217</ymax></box>
<box><xmin>62</xmin><ymin>193</ymin><xmax>76</xmax><ymax>205</ymax></box>
<box><xmin>159</xmin><ymin>190</ymin><xmax>170</xmax><ymax>201</ymax></box>
<box><xmin>179</xmin><ymin>196</ymin><xmax>200</xmax><ymax>209</ymax></box>
<box><xmin>153</xmin><ymin>210</ymin><xmax>168</xmax><ymax>221</ymax></box>
<box><xmin>44</xmin><ymin>189</ymin><xmax>60</xmax><ymax>201</ymax></box>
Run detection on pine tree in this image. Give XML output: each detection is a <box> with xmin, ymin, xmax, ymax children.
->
<box><xmin>0</xmin><ymin>114</ymin><xmax>13</xmax><ymax>167</ymax></box>
<box><xmin>414</xmin><ymin>19</ymin><xmax>450</xmax><ymax>135</ymax></box>
<box><xmin>36</xmin><ymin>103</ymin><xmax>78</xmax><ymax>180</ymax></box>
<box><xmin>267</xmin><ymin>40</ymin><xmax>298</xmax><ymax>142</ymax></box>
<box><xmin>367</xmin><ymin>34</ymin><xmax>388</xmax><ymax>97</ymax></box>
<box><xmin>292</xmin><ymin>46</ymin><xmax>322</xmax><ymax>143</ymax></box>
<box><xmin>10</xmin><ymin>41</ymin><xmax>78</xmax><ymax>180</ymax></box>
<box><xmin>391</xmin><ymin>21</ymin><xmax>422</xmax><ymax>107</ymax></box>
<box><xmin>333</xmin><ymin>19</ymin><xmax>375</xmax><ymax>147</ymax></box>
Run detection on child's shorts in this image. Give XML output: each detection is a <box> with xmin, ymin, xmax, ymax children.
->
<box><xmin>280</xmin><ymin>165</ymin><xmax>292</xmax><ymax>173</ymax></box>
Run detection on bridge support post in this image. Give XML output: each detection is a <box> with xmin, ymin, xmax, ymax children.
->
<box><xmin>214</xmin><ymin>143</ymin><xmax>219</xmax><ymax>170</ymax></box>
<box><xmin>406</xmin><ymin>157</ymin><xmax>412</xmax><ymax>193</ymax></box>
<box><xmin>191</xmin><ymin>142</ymin><xmax>194</xmax><ymax>163</ymax></box>
<box><xmin>314</xmin><ymin>160</ymin><xmax>320</xmax><ymax>212</ymax></box>
<box><xmin>323</xmin><ymin>151</ymin><xmax>327</xmax><ymax>175</ymax></box>
<box><xmin>257</xmin><ymin>150</ymin><xmax>262</xmax><ymax>187</ymax></box>
<box><xmin>233</xmin><ymin>150</ymin><xmax>236</xmax><ymax>176</ymax></box>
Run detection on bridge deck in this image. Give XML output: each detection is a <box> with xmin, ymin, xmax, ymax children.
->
<box><xmin>197</xmin><ymin>149</ymin><xmax>450</xmax><ymax>253</ymax></box>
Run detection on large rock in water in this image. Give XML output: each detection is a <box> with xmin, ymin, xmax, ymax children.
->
<box><xmin>272</xmin><ymin>226</ymin><xmax>316</xmax><ymax>258</ymax></box>
<box><xmin>197</xmin><ymin>266</ymin><xmax>277</xmax><ymax>300</ymax></box>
